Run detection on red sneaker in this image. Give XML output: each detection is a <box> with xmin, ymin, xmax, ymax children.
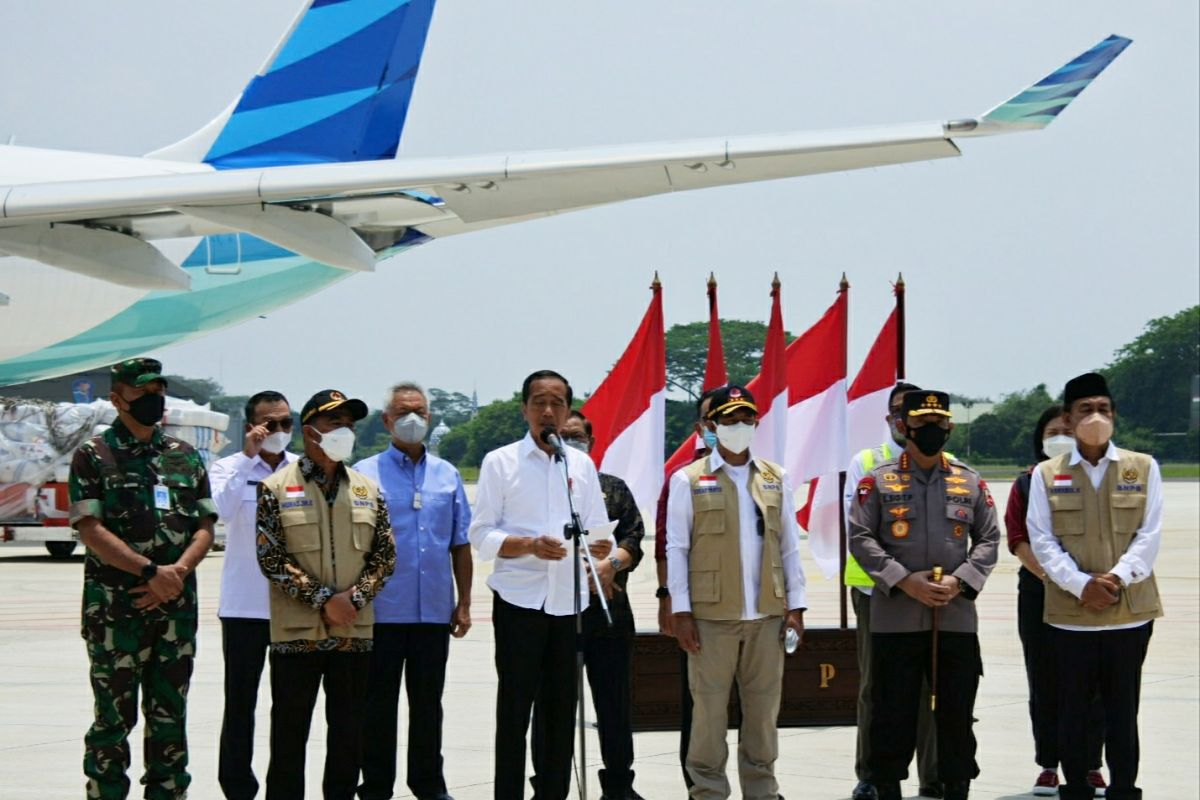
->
<box><xmin>1087</xmin><ymin>770</ymin><xmax>1108</xmax><ymax>796</ymax></box>
<box><xmin>1032</xmin><ymin>769</ymin><xmax>1060</xmax><ymax>796</ymax></box>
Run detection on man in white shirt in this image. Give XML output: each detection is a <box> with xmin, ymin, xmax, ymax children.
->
<box><xmin>209</xmin><ymin>391</ymin><xmax>298</xmax><ymax>800</ymax></box>
<box><xmin>1027</xmin><ymin>372</ymin><xmax>1163</xmax><ymax>800</ymax></box>
<box><xmin>667</xmin><ymin>385</ymin><xmax>807</xmax><ymax>800</ymax></box>
<box><xmin>468</xmin><ymin>370</ymin><xmax>612</xmax><ymax>800</ymax></box>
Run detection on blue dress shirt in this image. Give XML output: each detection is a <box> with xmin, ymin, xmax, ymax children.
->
<box><xmin>354</xmin><ymin>445</ymin><xmax>471</xmax><ymax>624</ymax></box>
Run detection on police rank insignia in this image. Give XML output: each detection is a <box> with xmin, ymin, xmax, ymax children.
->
<box><xmin>953</xmin><ymin>523</ymin><xmax>965</xmax><ymax>538</ymax></box>
<box><xmin>946</xmin><ymin>486</ymin><xmax>971</xmax><ymax>496</ymax></box>
<box><xmin>900</xmin><ymin>474</ymin><xmax>911</xmax><ymax>483</ymax></box>
<box><xmin>946</xmin><ymin>476</ymin><xmax>968</xmax><ymax>485</ymax></box>
<box><xmin>1121</xmin><ymin>467</ymin><xmax>1139</xmax><ymax>483</ymax></box>
<box><xmin>888</xmin><ymin>506</ymin><xmax>911</xmax><ymax>518</ymax></box>
<box><xmin>891</xmin><ymin>520</ymin><xmax>910</xmax><ymax>538</ymax></box>
<box><xmin>856</xmin><ymin>477</ymin><xmax>875</xmax><ymax>504</ymax></box>
<box><xmin>882</xmin><ymin>472</ymin><xmax>899</xmax><ymax>482</ymax></box>
<box><xmin>352</xmin><ymin>485</ymin><xmax>369</xmax><ymax>498</ymax></box>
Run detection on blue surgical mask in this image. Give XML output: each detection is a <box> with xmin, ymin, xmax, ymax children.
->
<box><xmin>702</xmin><ymin>429</ymin><xmax>718</xmax><ymax>449</ymax></box>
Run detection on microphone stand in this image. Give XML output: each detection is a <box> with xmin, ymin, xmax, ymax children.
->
<box><xmin>549</xmin><ymin>436</ymin><xmax>611</xmax><ymax>800</ymax></box>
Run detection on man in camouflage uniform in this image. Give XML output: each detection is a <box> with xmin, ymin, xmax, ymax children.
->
<box><xmin>69</xmin><ymin>358</ymin><xmax>218</xmax><ymax>800</ymax></box>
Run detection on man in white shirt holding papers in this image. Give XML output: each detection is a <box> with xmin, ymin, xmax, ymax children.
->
<box><xmin>468</xmin><ymin>370</ymin><xmax>613</xmax><ymax>800</ymax></box>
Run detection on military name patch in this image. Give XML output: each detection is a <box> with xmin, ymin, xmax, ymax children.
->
<box><xmin>880</xmin><ymin>493</ymin><xmax>912</xmax><ymax>503</ymax></box>
<box><xmin>352</xmin><ymin>499</ymin><xmax>376</xmax><ymax>508</ymax></box>
<box><xmin>946</xmin><ymin>495</ymin><xmax>971</xmax><ymax>506</ymax></box>
<box><xmin>1116</xmin><ymin>484</ymin><xmax>1145</xmax><ymax>492</ymax></box>
<box><xmin>891</xmin><ymin>520</ymin><xmax>910</xmax><ymax>538</ymax></box>
<box><xmin>280</xmin><ymin>499</ymin><xmax>314</xmax><ymax>509</ymax></box>
<box><xmin>1050</xmin><ymin>487</ymin><xmax>1081</xmax><ymax>494</ymax></box>
<box><xmin>759</xmin><ymin>482</ymin><xmax>782</xmax><ymax>492</ymax></box>
<box><xmin>693</xmin><ymin>486</ymin><xmax>722</xmax><ymax>495</ymax></box>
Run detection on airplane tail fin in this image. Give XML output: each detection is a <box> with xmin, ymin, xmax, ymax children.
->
<box><xmin>147</xmin><ymin>0</ymin><xmax>436</xmax><ymax>168</ymax></box>
<box><xmin>975</xmin><ymin>34</ymin><xmax>1131</xmax><ymax>131</ymax></box>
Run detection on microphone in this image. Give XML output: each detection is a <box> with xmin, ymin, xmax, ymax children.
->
<box><xmin>539</xmin><ymin>425</ymin><xmax>566</xmax><ymax>459</ymax></box>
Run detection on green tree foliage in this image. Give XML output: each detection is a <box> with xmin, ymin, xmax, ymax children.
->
<box><xmin>665</xmin><ymin>320</ymin><xmax>792</xmax><ymax>401</ymax></box>
<box><xmin>437</xmin><ymin>394</ymin><xmax>528</xmax><ymax>467</ymax></box>
<box><xmin>428</xmin><ymin>387</ymin><xmax>475</xmax><ymax>428</ymax></box>
<box><xmin>1105</xmin><ymin>305</ymin><xmax>1199</xmax><ymax>434</ymax></box>
<box><xmin>947</xmin><ymin>385</ymin><xmax>1055</xmax><ymax>463</ymax></box>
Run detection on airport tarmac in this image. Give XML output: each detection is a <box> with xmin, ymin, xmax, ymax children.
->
<box><xmin>1</xmin><ymin>479</ymin><xmax>1196</xmax><ymax>799</ymax></box>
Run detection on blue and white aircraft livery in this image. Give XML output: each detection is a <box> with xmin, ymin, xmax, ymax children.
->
<box><xmin>0</xmin><ymin>0</ymin><xmax>1130</xmax><ymax>386</ymax></box>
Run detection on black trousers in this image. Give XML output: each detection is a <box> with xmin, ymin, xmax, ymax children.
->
<box><xmin>532</xmin><ymin>603</ymin><xmax>637</xmax><ymax>796</ymax></box>
<box><xmin>218</xmin><ymin>617</ymin><xmax>271</xmax><ymax>800</ymax></box>
<box><xmin>1054</xmin><ymin>623</ymin><xmax>1153</xmax><ymax>800</ymax></box>
<box><xmin>266</xmin><ymin>650</ymin><xmax>371</xmax><ymax>800</ymax></box>
<box><xmin>679</xmin><ymin>647</ymin><xmax>694</xmax><ymax>789</ymax></box>
<box><xmin>492</xmin><ymin>592</ymin><xmax>576</xmax><ymax>800</ymax></box>
<box><xmin>1016</xmin><ymin>568</ymin><xmax>1104</xmax><ymax>770</ymax></box>
<box><xmin>867</xmin><ymin>631</ymin><xmax>981</xmax><ymax>786</ymax></box>
<box><xmin>357</xmin><ymin>623</ymin><xmax>451</xmax><ymax>800</ymax></box>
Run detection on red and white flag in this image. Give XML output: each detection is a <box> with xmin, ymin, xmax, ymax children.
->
<box><xmin>664</xmin><ymin>275</ymin><xmax>727</xmax><ymax>479</ymax></box>
<box><xmin>784</xmin><ymin>288</ymin><xmax>849</xmax><ymax>578</ymax></box>
<box><xmin>747</xmin><ymin>277</ymin><xmax>788</xmax><ymax>464</ymax></box>
<box><xmin>581</xmin><ymin>279</ymin><xmax>667</xmax><ymax>511</ymax></box>
<box><xmin>285</xmin><ymin>485</ymin><xmax>305</xmax><ymax>499</ymax></box>
<box><xmin>797</xmin><ymin>305</ymin><xmax>902</xmax><ymax>577</ymax></box>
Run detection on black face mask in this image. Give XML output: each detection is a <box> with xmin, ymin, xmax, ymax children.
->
<box><xmin>125</xmin><ymin>392</ymin><xmax>166</xmax><ymax>426</ymax></box>
<box><xmin>906</xmin><ymin>424</ymin><xmax>949</xmax><ymax>457</ymax></box>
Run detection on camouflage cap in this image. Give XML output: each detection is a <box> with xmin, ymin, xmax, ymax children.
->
<box><xmin>110</xmin><ymin>358</ymin><xmax>167</xmax><ymax>388</ymax></box>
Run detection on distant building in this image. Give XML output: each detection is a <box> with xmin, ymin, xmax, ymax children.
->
<box><xmin>430</xmin><ymin>420</ymin><xmax>451</xmax><ymax>456</ymax></box>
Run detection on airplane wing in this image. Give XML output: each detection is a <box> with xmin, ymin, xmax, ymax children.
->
<box><xmin>0</xmin><ymin>34</ymin><xmax>1131</xmax><ymax>292</ymax></box>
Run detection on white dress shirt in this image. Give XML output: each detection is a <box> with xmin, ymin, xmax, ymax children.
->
<box><xmin>1027</xmin><ymin>440</ymin><xmax>1163</xmax><ymax>632</ymax></box>
<box><xmin>468</xmin><ymin>432</ymin><xmax>611</xmax><ymax>616</ymax></box>
<box><xmin>210</xmin><ymin>449</ymin><xmax>299</xmax><ymax>619</ymax></box>
<box><xmin>666</xmin><ymin>450</ymin><xmax>807</xmax><ymax>618</ymax></box>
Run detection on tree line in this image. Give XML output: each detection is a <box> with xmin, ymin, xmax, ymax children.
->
<box><xmin>186</xmin><ymin>305</ymin><xmax>1197</xmax><ymax>467</ymax></box>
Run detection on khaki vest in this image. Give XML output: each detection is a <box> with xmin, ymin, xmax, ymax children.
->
<box><xmin>1036</xmin><ymin>449</ymin><xmax>1163</xmax><ymax>626</ymax></box>
<box><xmin>684</xmin><ymin>457</ymin><xmax>788</xmax><ymax>620</ymax></box>
<box><xmin>261</xmin><ymin>461</ymin><xmax>383</xmax><ymax>643</ymax></box>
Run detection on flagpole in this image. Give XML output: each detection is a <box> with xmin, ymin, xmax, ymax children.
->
<box><xmin>895</xmin><ymin>272</ymin><xmax>906</xmax><ymax>380</ymax></box>
<box><xmin>837</xmin><ymin>273</ymin><xmax>850</xmax><ymax>630</ymax></box>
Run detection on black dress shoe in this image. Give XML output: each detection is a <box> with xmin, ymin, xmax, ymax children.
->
<box><xmin>852</xmin><ymin>780</ymin><xmax>879</xmax><ymax>800</ymax></box>
<box><xmin>919</xmin><ymin>783</ymin><xmax>945</xmax><ymax>798</ymax></box>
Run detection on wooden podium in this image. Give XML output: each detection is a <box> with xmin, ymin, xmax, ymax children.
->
<box><xmin>629</xmin><ymin>627</ymin><xmax>859</xmax><ymax>732</ymax></box>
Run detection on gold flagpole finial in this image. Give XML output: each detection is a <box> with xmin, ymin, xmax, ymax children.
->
<box><xmin>771</xmin><ymin>271</ymin><xmax>781</xmax><ymax>290</ymax></box>
<box><xmin>650</xmin><ymin>271</ymin><xmax>661</xmax><ymax>291</ymax></box>
<box><xmin>707</xmin><ymin>272</ymin><xmax>717</xmax><ymax>288</ymax></box>
<box><xmin>839</xmin><ymin>272</ymin><xmax>849</xmax><ymax>292</ymax></box>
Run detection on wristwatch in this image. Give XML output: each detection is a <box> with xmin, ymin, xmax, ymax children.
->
<box><xmin>608</xmin><ymin>554</ymin><xmax>624</xmax><ymax>572</ymax></box>
<box><xmin>140</xmin><ymin>562</ymin><xmax>158</xmax><ymax>580</ymax></box>
<box><xmin>655</xmin><ymin>586</ymin><xmax>670</xmax><ymax>599</ymax></box>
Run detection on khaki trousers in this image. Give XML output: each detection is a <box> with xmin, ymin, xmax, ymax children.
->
<box><xmin>686</xmin><ymin>617</ymin><xmax>784</xmax><ymax>800</ymax></box>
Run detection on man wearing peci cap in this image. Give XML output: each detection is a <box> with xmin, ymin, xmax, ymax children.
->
<box><xmin>849</xmin><ymin>391</ymin><xmax>999</xmax><ymax>800</ymax></box>
<box><xmin>1027</xmin><ymin>373</ymin><xmax>1163</xmax><ymax>800</ymax></box>
<box><xmin>256</xmin><ymin>389</ymin><xmax>396</xmax><ymax>800</ymax></box>
<box><xmin>69</xmin><ymin>358</ymin><xmax>218</xmax><ymax>799</ymax></box>
<box><xmin>666</xmin><ymin>385</ymin><xmax>807</xmax><ymax>800</ymax></box>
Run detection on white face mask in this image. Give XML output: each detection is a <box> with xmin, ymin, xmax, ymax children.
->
<box><xmin>714</xmin><ymin>421</ymin><xmax>756</xmax><ymax>455</ymax></box>
<box><xmin>391</xmin><ymin>412</ymin><xmax>428</xmax><ymax>445</ymax></box>
<box><xmin>1042</xmin><ymin>434</ymin><xmax>1075</xmax><ymax>459</ymax></box>
<box><xmin>261</xmin><ymin>431</ymin><xmax>292</xmax><ymax>455</ymax></box>
<box><xmin>316</xmin><ymin>427</ymin><xmax>356</xmax><ymax>463</ymax></box>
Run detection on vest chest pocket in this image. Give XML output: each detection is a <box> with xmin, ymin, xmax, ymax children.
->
<box><xmin>1048</xmin><ymin>491</ymin><xmax>1084</xmax><ymax>535</ymax></box>
<box><xmin>280</xmin><ymin>507</ymin><xmax>321</xmax><ymax>553</ymax></box>
<box><xmin>693</xmin><ymin>490</ymin><xmax>726</xmax><ymax>535</ymax></box>
<box><xmin>350</xmin><ymin>507</ymin><xmax>377</xmax><ymax>551</ymax></box>
<box><xmin>689</xmin><ymin>570</ymin><xmax>720</xmax><ymax>603</ymax></box>
<box><xmin>1110</xmin><ymin>493</ymin><xmax>1146</xmax><ymax>534</ymax></box>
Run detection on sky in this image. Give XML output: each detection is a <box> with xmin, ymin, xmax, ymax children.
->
<box><xmin>1</xmin><ymin>1</ymin><xmax>1197</xmax><ymax>409</ymax></box>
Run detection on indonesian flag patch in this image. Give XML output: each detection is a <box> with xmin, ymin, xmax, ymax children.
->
<box><xmin>1052</xmin><ymin>475</ymin><xmax>1073</xmax><ymax>489</ymax></box>
<box><xmin>285</xmin><ymin>485</ymin><xmax>306</xmax><ymax>499</ymax></box>
<box><xmin>698</xmin><ymin>475</ymin><xmax>718</xmax><ymax>485</ymax></box>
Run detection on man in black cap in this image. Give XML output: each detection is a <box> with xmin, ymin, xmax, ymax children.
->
<box><xmin>849</xmin><ymin>390</ymin><xmax>1000</xmax><ymax>800</ymax></box>
<box><xmin>256</xmin><ymin>389</ymin><xmax>396</xmax><ymax>800</ymax></box>
<box><xmin>666</xmin><ymin>384</ymin><xmax>807</xmax><ymax>800</ymax></box>
<box><xmin>1028</xmin><ymin>373</ymin><xmax>1163</xmax><ymax>800</ymax></box>
<box><xmin>69</xmin><ymin>358</ymin><xmax>218</xmax><ymax>800</ymax></box>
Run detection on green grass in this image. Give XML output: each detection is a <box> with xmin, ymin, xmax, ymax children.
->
<box><xmin>1161</xmin><ymin>463</ymin><xmax>1200</xmax><ymax>479</ymax></box>
<box><xmin>458</xmin><ymin>466</ymin><xmax>480</xmax><ymax>482</ymax></box>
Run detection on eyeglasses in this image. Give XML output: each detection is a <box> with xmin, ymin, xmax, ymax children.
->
<box><xmin>260</xmin><ymin>417</ymin><xmax>294</xmax><ymax>433</ymax></box>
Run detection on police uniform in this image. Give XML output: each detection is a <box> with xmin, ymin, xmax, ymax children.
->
<box><xmin>848</xmin><ymin>392</ymin><xmax>999</xmax><ymax>800</ymax></box>
<box><xmin>68</xmin><ymin>359</ymin><xmax>218</xmax><ymax>800</ymax></box>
